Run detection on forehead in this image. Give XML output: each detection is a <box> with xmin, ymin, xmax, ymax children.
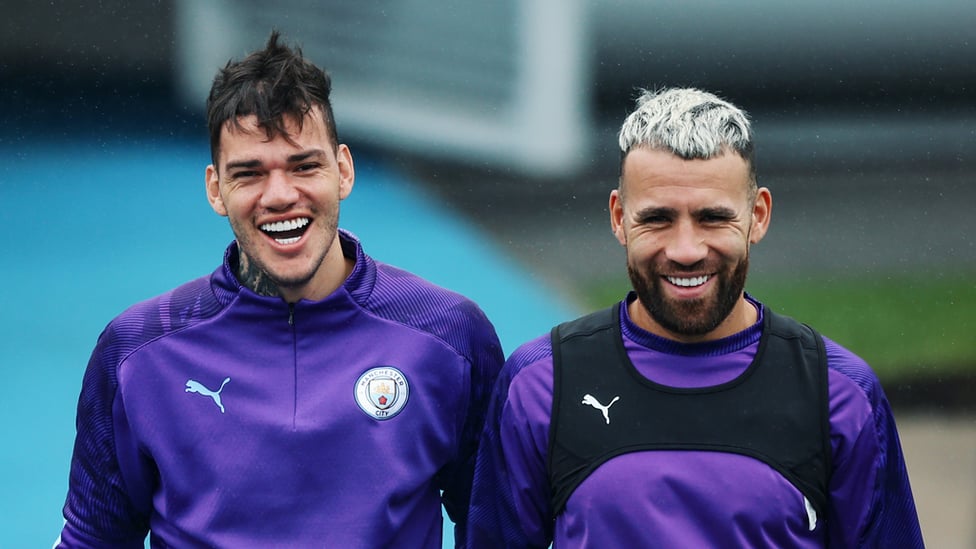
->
<box><xmin>621</xmin><ymin>147</ymin><xmax>752</xmax><ymax>203</ymax></box>
<box><xmin>218</xmin><ymin>107</ymin><xmax>331</xmax><ymax>161</ymax></box>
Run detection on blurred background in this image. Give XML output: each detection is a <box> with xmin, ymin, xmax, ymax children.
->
<box><xmin>2</xmin><ymin>1</ymin><xmax>973</xmax><ymax>546</ymax></box>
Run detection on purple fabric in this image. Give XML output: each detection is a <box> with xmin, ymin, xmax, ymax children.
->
<box><xmin>467</xmin><ymin>294</ymin><xmax>923</xmax><ymax>548</ymax></box>
<box><xmin>59</xmin><ymin>230</ymin><xmax>503</xmax><ymax>548</ymax></box>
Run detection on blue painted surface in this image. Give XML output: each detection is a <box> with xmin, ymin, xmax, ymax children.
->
<box><xmin>0</xmin><ymin>138</ymin><xmax>577</xmax><ymax>547</ymax></box>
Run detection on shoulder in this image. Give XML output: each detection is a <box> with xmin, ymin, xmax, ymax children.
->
<box><xmin>494</xmin><ymin>334</ymin><xmax>555</xmax><ymax>404</ymax></box>
<box><xmin>80</xmin><ymin>274</ymin><xmax>223</xmax><ymax>407</ymax></box>
<box><xmin>114</xmin><ymin>274</ymin><xmax>222</xmax><ymax>335</ymax></box>
<box><xmin>759</xmin><ymin>305</ymin><xmax>886</xmax><ymax>417</ymax></box>
<box><xmin>822</xmin><ymin>336</ymin><xmax>887</xmax><ymax>412</ymax></box>
<box><xmin>764</xmin><ymin>305</ymin><xmax>886</xmax><ymax>415</ymax></box>
<box><xmin>366</xmin><ymin>260</ymin><xmax>502</xmax><ymax>359</ymax></box>
<box><xmin>371</xmin><ymin>261</ymin><xmax>480</xmax><ymax>311</ymax></box>
<box><xmin>508</xmin><ymin>333</ymin><xmax>555</xmax><ymax>369</ymax></box>
<box><xmin>759</xmin><ymin>306</ymin><xmax>886</xmax><ymax>453</ymax></box>
<box><xmin>820</xmin><ymin>336</ymin><xmax>892</xmax><ymax>464</ymax></box>
<box><xmin>98</xmin><ymin>275</ymin><xmax>223</xmax><ymax>366</ymax></box>
<box><xmin>340</xmin><ymin>229</ymin><xmax>495</xmax><ymax>340</ymax></box>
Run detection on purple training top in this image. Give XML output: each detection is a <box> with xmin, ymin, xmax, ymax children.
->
<box><xmin>468</xmin><ymin>294</ymin><xmax>923</xmax><ymax>548</ymax></box>
<box><xmin>58</xmin><ymin>229</ymin><xmax>504</xmax><ymax>548</ymax></box>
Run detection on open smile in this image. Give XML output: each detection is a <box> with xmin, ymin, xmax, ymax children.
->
<box><xmin>665</xmin><ymin>275</ymin><xmax>710</xmax><ymax>288</ymax></box>
<box><xmin>260</xmin><ymin>217</ymin><xmax>310</xmax><ymax>245</ymax></box>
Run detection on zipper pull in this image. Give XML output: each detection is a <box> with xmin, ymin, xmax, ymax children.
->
<box><xmin>288</xmin><ymin>303</ymin><xmax>295</xmax><ymax>326</ymax></box>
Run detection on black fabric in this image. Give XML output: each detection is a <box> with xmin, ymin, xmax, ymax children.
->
<box><xmin>548</xmin><ymin>303</ymin><xmax>831</xmax><ymax>517</ymax></box>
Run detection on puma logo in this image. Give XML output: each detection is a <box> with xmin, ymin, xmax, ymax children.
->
<box><xmin>186</xmin><ymin>377</ymin><xmax>231</xmax><ymax>413</ymax></box>
<box><xmin>582</xmin><ymin>394</ymin><xmax>620</xmax><ymax>425</ymax></box>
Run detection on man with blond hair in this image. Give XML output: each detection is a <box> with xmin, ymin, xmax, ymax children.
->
<box><xmin>467</xmin><ymin>87</ymin><xmax>922</xmax><ymax>548</ymax></box>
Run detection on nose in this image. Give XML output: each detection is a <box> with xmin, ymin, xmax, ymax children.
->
<box><xmin>259</xmin><ymin>170</ymin><xmax>300</xmax><ymax>210</ymax></box>
<box><xmin>664</xmin><ymin>220</ymin><xmax>708</xmax><ymax>266</ymax></box>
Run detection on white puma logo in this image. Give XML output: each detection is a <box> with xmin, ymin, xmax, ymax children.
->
<box><xmin>582</xmin><ymin>394</ymin><xmax>620</xmax><ymax>425</ymax></box>
<box><xmin>186</xmin><ymin>377</ymin><xmax>231</xmax><ymax>413</ymax></box>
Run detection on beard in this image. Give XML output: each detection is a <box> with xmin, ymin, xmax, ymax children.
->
<box><xmin>230</xmin><ymin>206</ymin><xmax>340</xmax><ymax>296</ymax></box>
<box><xmin>628</xmin><ymin>254</ymin><xmax>749</xmax><ymax>337</ymax></box>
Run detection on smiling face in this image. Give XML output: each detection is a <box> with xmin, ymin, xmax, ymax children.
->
<box><xmin>610</xmin><ymin>147</ymin><xmax>771</xmax><ymax>342</ymax></box>
<box><xmin>205</xmin><ymin>106</ymin><xmax>355</xmax><ymax>302</ymax></box>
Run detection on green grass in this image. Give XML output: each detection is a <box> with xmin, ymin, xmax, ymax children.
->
<box><xmin>579</xmin><ymin>271</ymin><xmax>976</xmax><ymax>382</ymax></box>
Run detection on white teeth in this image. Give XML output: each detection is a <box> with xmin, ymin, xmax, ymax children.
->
<box><xmin>260</xmin><ymin>217</ymin><xmax>310</xmax><ymax>233</ymax></box>
<box><xmin>667</xmin><ymin>275</ymin><xmax>709</xmax><ymax>287</ymax></box>
<box><xmin>275</xmin><ymin>236</ymin><xmax>301</xmax><ymax>245</ymax></box>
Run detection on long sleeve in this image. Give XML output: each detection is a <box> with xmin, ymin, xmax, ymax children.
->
<box><xmin>437</xmin><ymin>303</ymin><xmax>505</xmax><ymax>547</ymax></box>
<box><xmin>822</xmin><ymin>337</ymin><xmax>923</xmax><ymax>548</ymax></box>
<box><xmin>468</xmin><ymin>336</ymin><xmax>555</xmax><ymax>549</ymax></box>
<box><xmin>58</xmin><ymin>325</ymin><xmax>151</xmax><ymax>548</ymax></box>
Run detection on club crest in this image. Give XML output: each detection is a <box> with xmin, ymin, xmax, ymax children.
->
<box><xmin>355</xmin><ymin>367</ymin><xmax>409</xmax><ymax>420</ymax></box>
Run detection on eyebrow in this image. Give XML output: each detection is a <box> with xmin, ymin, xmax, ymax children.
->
<box><xmin>224</xmin><ymin>149</ymin><xmax>328</xmax><ymax>172</ymax></box>
<box><xmin>287</xmin><ymin>149</ymin><xmax>327</xmax><ymax>164</ymax></box>
<box><xmin>633</xmin><ymin>205</ymin><xmax>738</xmax><ymax>220</ymax></box>
<box><xmin>634</xmin><ymin>206</ymin><xmax>677</xmax><ymax>220</ymax></box>
<box><xmin>695</xmin><ymin>206</ymin><xmax>738</xmax><ymax>219</ymax></box>
<box><xmin>225</xmin><ymin>159</ymin><xmax>261</xmax><ymax>172</ymax></box>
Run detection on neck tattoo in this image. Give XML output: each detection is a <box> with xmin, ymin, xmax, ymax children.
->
<box><xmin>237</xmin><ymin>253</ymin><xmax>281</xmax><ymax>297</ymax></box>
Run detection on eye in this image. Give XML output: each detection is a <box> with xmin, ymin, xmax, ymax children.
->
<box><xmin>230</xmin><ymin>170</ymin><xmax>260</xmax><ymax>181</ymax></box>
<box><xmin>699</xmin><ymin>209</ymin><xmax>736</xmax><ymax>224</ymax></box>
<box><xmin>638</xmin><ymin>214</ymin><xmax>671</xmax><ymax>226</ymax></box>
<box><xmin>633</xmin><ymin>207</ymin><xmax>676</xmax><ymax>228</ymax></box>
<box><xmin>295</xmin><ymin>162</ymin><xmax>321</xmax><ymax>173</ymax></box>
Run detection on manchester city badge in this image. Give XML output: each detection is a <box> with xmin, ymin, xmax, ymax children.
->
<box><xmin>354</xmin><ymin>367</ymin><xmax>409</xmax><ymax>420</ymax></box>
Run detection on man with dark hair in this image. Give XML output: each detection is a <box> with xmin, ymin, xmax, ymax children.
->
<box><xmin>467</xmin><ymin>87</ymin><xmax>923</xmax><ymax>548</ymax></box>
<box><xmin>56</xmin><ymin>31</ymin><xmax>503</xmax><ymax>547</ymax></box>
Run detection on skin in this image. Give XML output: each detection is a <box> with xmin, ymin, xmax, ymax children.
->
<box><xmin>609</xmin><ymin>146</ymin><xmax>772</xmax><ymax>343</ymax></box>
<box><xmin>205</xmin><ymin>106</ymin><xmax>355</xmax><ymax>303</ymax></box>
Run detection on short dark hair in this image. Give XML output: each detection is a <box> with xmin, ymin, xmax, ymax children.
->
<box><xmin>206</xmin><ymin>30</ymin><xmax>338</xmax><ymax>167</ymax></box>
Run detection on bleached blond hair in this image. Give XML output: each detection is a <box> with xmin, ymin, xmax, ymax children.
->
<box><xmin>617</xmin><ymin>87</ymin><xmax>756</xmax><ymax>185</ymax></box>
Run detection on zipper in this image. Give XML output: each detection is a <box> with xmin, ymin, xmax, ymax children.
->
<box><xmin>289</xmin><ymin>302</ymin><xmax>298</xmax><ymax>428</ymax></box>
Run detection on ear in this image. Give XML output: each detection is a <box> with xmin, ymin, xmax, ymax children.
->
<box><xmin>336</xmin><ymin>144</ymin><xmax>355</xmax><ymax>200</ymax></box>
<box><xmin>749</xmin><ymin>187</ymin><xmax>772</xmax><ymax>244</ymax></box>
<box><xmin>609</xmin><ymin>188</ymin><xmax>627</xmax><ymax>246</ymax></box>
<box><xmin>205</xmin><ymin>164</ymin><xmax>228</xmax><ymax>217</ymax></box>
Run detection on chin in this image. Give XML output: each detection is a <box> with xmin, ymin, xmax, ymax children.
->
<box><xmin>269</xmin><ymin>268</ymin><xmax>317</xmax><ymax>289</ymax></box>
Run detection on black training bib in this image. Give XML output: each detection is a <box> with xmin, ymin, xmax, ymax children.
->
<box><xmin>548</xmin><ymin>303</ymin><xmax>831</xmax><ymax>517</ymax></box>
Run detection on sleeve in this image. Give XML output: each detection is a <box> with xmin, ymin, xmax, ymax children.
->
<box><xmin>57</xmin><ymin>325</ymin><xmax>151</xmax><ymax>548</ymax></box>
<box><xmin>436</xmin><ymin>307</ymin><xmax>505</xmax><ymax>548</ymax></box>
<box><xmin>468</xmin><ymin>337</ymin><xmax>555</xmax><ymax>549</ymax></box>
<box><xmin>823</xmin><ymin>338</ymin><xmax>924</xmax><ymax>548</ymax></box>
